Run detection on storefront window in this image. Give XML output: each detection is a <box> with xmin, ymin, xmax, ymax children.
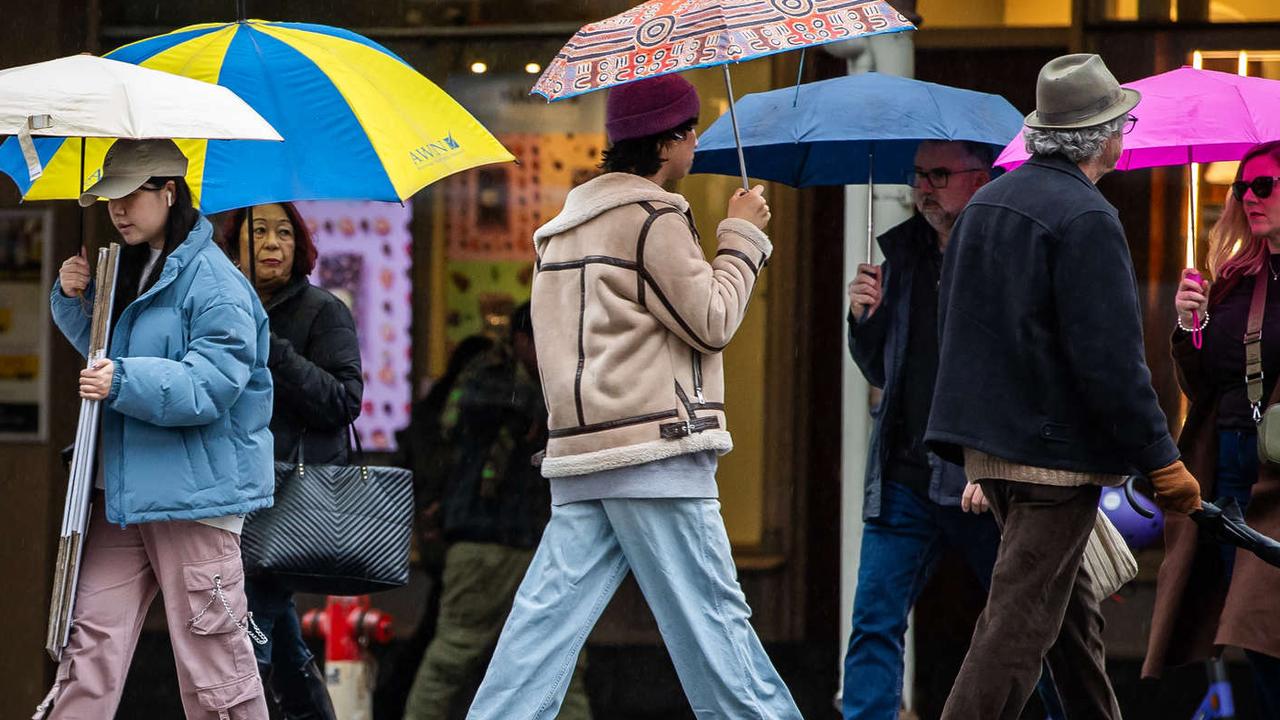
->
<box><xmin>1093</xmin><ymin>0</ymin><xmax>1280</xmax><ymax>23</ymax></box>
<box><xmin>917</xmin><ymin>0</ymin><xmax>1071</xmax><ymax>27</ymax></box>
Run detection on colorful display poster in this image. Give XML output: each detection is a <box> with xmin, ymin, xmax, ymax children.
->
<box><xmin>441</xmin><ymin>131</ymin><xmax>606</xmax><ymax>347</ymax></box>
<box><xmin>296</xmin><ymin>201</ymin><xmax>413</xmax><ymax>453</ymax></box>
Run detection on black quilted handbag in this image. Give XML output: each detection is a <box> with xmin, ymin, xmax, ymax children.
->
<box><xmin>242</xmin><ymin>428</ymin><xmax>414</xmax><ymax>595</ymax></box>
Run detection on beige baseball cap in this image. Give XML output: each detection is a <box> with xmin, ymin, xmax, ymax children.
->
<box><xmin>78</xmin><ymin>139</ymin><xmax>189</xmax><ymax>207</ymax></box>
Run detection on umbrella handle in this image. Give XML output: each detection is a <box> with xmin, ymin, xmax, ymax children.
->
<box><xmin>721</xmin><ymin>65</ymin><xmax>750</xmax><ymax>192</ymax></box>
<box><xmin>1123</xmin><ymin>475</ymin><xmax>1157</xmax><ymax>519</ymax></box>
<box><xmin>866</xmin><ymin>152</ymin><xmax>875</xmax><ymax>265</ymax></box>
<box><xmin>1186</xmin><ymin>270</ymin><xmax>1204</xmax><ymax>349</ymax></box>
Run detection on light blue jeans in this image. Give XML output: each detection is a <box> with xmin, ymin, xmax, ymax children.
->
<box><xmin>466</xmin><ymin>498</ymin><xmax>802</xmax><ymax>720</ymax></box>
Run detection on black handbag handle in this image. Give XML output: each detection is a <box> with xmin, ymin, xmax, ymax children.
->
<box><xmin>291</xmin><ymin>424</ymin><xmax>368</xmax><ymax>481</ymax></box>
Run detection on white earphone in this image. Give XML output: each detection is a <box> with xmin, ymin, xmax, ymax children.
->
<box><xmin>166</xmin><ymin>191</ymin><xmax>173</xmax><ymax>207</ymax></box>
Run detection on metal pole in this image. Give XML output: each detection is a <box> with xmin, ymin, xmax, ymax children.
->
<box><xmin>792</xmin><ymin>48</ymin><xmax>806</xmax><ymax>108</ymax></box>
<box><xmin>78</xmin><ymin>137</ymin><xmax>85</xmax><ymax>251</ymax></box>
<box><xmin>866</xmin><ymin>148</ymin><xmax>875</xmax><ymax>264</ymax></box>
<box><xmin>247</xmin><ymin>205</ymin><xmax>257</xmax><ymax>287</ymax></box>
<box><xmin>721</xmin><ymin>64</ymin><xmax>750</xmax><ymax>191</ymax></box>
<box><xmin>48</xmin><ymin>243</ymin><xmax>120</xmax><ymax>660</ymax></box>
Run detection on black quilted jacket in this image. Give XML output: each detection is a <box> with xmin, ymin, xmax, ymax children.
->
<box><xmin>264</xmin><ymin>276</ymin><xmax>363</xmax><ymax>465</ymax></box>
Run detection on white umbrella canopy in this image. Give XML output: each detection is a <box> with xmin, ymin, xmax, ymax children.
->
<box><xmin>0</xmin><ymin>54</ymin><xmax>281</xmax><ymax>182</ymax></box>
<box><xmin>0</xmin><ymin>54</ymin><xmax>281</xmax><ymax>140</ymax></box>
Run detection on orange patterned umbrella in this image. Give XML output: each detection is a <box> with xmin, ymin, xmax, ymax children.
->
<box><xmin>532</xmin><ymin>0</ymin><xmax>915</xmax><ymax>187</ymax></box>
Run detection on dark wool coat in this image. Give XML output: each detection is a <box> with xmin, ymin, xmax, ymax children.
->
<box><xmin>926</xmin><ymin>154</ymin><xmax>1179</xmax><ymax>476</ymax></box>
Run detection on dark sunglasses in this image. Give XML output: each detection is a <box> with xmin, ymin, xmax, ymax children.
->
<box><xmin>1232</xmin><ymin>176</ymin><xmax>1280</xmax><ymax>202</ymax></box>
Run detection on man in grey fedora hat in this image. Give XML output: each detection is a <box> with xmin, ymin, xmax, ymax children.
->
<box><xmin>925</xmin><ymin>54</ymin><xmax>1203</xmax><ymax>719</ymax></box>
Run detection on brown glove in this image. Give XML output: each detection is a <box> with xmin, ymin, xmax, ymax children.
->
<box><xmin>1147</xmin><ymin>460</ymin><xmax>1203</xmax><ymax>515</ymax></box>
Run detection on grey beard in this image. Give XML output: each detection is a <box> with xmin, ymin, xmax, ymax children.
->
<box><xmin>922</xmin><ymin>205</ymin><xmax>956</xmax><ymax>236</ymax></box>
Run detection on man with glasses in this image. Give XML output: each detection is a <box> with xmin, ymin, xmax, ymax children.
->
<box><xmin>926</xmin><ymin>53</ymin><xmax>1202</xmax><ymax>719</ymax></box>
<box><xmin>844</xmin><ymin>140</ymin><xmax>1066</xmax><ymax>720</ymax></box>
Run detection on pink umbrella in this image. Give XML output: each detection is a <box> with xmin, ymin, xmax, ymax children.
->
<box><xmin>995</xmin><ymin>67</ymin><xmax>1280</xmax><ymax>171</ymax></box>
<box><xmin>998</xmin><ymin>67</ymin><xmax>1280</xmax><ymax>351</ymax></box>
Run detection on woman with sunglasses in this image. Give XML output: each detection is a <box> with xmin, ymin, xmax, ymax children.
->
<box><xmin>44</xmin><ymin>139</ymin><xmax>273</xmax><ymax>719</ymax></box>
<box><xmin>1145</xmin><ymin>140</ymin><xmax>1280</xmax><ymax>717</ymax></box>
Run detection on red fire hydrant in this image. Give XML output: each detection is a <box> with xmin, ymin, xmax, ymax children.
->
<box><xmin>300</xmin><ymin>596</ymin><xmax>394</xmax><ymax>720</ymax></box>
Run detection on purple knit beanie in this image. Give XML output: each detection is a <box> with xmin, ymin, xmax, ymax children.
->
<box><xmin>605</xmin><ymin>74</ymin><xmax>701</xmax><ymax>144</ymax></box>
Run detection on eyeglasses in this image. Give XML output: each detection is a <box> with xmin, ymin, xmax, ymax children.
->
<box><xmin>1123</xmin><ymin>114</ymin><xmax>1138</xmax><ymax>135</ymax></box>
<box><xmin>907</xmin><ymin>167</ymin><xmax>986</xmax><ymax>190</ymax></box>
<box><xmin>1232</xmin><ymin>176</ymin><xmax>1280</xmax><ymax>202</ymax></box>
<box><xmin>671</xmin><ymin>127</ymin><xmax>697</xmax><ymax>141</ymax></box>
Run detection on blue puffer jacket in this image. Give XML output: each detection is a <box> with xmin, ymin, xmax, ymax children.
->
<box><xmin>51</xmin><ymin>217</ymin><xmax>275</xmax><ymax>525</ymax></box>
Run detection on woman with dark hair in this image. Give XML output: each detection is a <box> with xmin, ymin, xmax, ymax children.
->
<box><xmin>1147</xmin><ymin>140</ymin><xmax>1280</xmax><ymax>717</ymax></box>
<box><xmin>47</xmin><ymin>139</ymin><xmax>273</xmax><ymax>719</ymax></box>
<box><xmin>218</xmin><ymin>202</ymin><xmax>362</xmax><ymax>720</ymax></box>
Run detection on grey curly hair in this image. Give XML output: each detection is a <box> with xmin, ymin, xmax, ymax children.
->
<box><xmin>1023</xmin><ymin>115</ymin><xmax>1127</xmax><ymax>163</ymax></box>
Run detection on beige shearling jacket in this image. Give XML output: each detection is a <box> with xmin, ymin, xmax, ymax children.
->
<box><xmin>531</xmin><ymin>172</ymin><xmax>772</xmax><ymax>478</ymax></box>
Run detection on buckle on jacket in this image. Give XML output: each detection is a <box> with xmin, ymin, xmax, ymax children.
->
<box><xmin>659</xmin><ymin>416</ymin><xmax>721</xmax><ymax>439</ymax></box>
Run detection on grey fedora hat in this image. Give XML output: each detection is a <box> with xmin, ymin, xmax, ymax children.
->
<box><xmin>1025</xmin><ymin>54</ymin><xmax>1140</xmax><ymax>130</ymax></box>
<box><xmin>79</xmin><ymin>138</ymin><xmax>189</xmax><ymax>207</ymax></box>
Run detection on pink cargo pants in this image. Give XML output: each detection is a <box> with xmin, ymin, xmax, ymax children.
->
<box><xmin>39</xmin><ymin>498</ymin><xmax>268</xmax><ymax>720</ymax></box>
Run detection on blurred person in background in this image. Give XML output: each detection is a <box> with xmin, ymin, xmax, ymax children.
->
<box><xmin>378</xmin><ymin>334</ymin><xmax>496</xmax><ymax>718</ymax></box>
<box><xmin>403</xmin><ymin>304</ymin><xmax>590</xmax><ymax>719</ymax></box>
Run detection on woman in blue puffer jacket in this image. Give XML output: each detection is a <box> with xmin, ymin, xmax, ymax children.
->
<box><xmin>41</xmin><ymin>139</ymin><xmax>274</xmax><ymax>720</ymax></box>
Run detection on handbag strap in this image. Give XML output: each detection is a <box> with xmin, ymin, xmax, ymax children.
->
<box><xmin>1246</xmin><ymin>270</ymin><xmax>1268</xmax><ymax>422</ymax></box>
<box><xmin>293</xmin><ymin>424</ymin><xmax>368</xmax><ymax>480</ymax></box>
<box><xmin>348</xmin><ymin>423</ymin><xmax>366</xmax><ymax>466</ymax></box>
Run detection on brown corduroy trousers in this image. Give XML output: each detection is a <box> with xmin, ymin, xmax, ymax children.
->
<box><xmin>941</xmin><ymin>480</ymin><xmax>1122</xmax><ymax>720</ymax></box>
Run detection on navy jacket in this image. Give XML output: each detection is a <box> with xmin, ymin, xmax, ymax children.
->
<box><xmin>849</xmin><ymin>213</ymin><xmax>968</xmax><ymax>520</ymax></box>
<box><xmin>925</xmin><ymin>154</ymin><xmax>1179</xmax><ymax>475</ymax></box>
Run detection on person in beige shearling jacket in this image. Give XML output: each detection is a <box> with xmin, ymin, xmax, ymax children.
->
<box><xmin>466</xmin><ymin>74</ymin><xmax>803</xmax><ymax>720</ymax></box>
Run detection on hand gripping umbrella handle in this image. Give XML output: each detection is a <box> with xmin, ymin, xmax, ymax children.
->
<box><xmin>1124</xmin><ymin>475</ymin><xmax>1158</xmax><ymax>519</ymax></box>
<box><xmin>1126</xmin><ymin>477</ymin><xmax>1280</xmax><ymax>569</ymax></box>
<box><xmin>1186</xmin><ymin>270</ymin><xmax>1204</xmax><ymax>350</ymax></box>
<box><xmin>1124</xmin><ymin>474</ymin><xmax>1209</xmax><ymax>523</ymax></box>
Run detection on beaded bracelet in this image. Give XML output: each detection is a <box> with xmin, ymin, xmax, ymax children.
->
<box><xmin>1177</xmin><ymin>311</ymin><xmax>1209</xmax><ymax>333</ymax></box>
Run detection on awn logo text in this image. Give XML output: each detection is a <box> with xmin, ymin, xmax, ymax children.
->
<box><xmin>409</xmin><ymin>133</ymin><xmax>461</xmax><ymax>168</ymax></box>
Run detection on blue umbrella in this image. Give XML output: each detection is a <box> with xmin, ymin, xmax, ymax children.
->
<box><xmin>691</xmin><ymin>73</ymin><xmax>1023</xmax><ymax>260</ymax></box>
<box><xmin>692</xmin><ymin>72</ymin><xmax>1024</xmax><ymax>186</ymax></box>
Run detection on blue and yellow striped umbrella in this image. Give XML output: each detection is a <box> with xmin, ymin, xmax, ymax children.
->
<box><xmin>0</xmin><ymin>21</ymin><xmax>513</xmax><ymax>213</ymax></box>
